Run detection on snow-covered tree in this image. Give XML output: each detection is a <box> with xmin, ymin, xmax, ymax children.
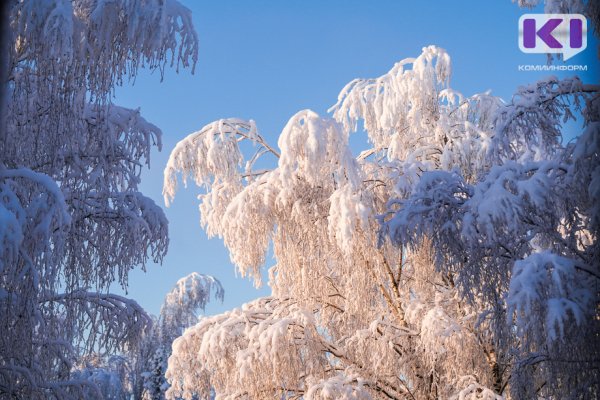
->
<box><xmin>66</xmin><ymin>273</ymin><xmax>223</xmax><ymax>400</ymax></box>
<box><xmin>139</xmin><ymin>273</ymin><xmax>224</xmax><ymax>400</ymax></box>
<box><xmin>163</xmin><ymin>41</ymin><xmax>598</xmax><ymax>400</ymax></box>
<box><xmin>0</xmin><ymin>1</ymin><xmax>197</xmax><ymax>398</ymax></box>
<box><xmin>70</xmin><ymin>354</ymin><xmax>134</xmax><ymax>400</ymax></box>
<box><xmin>380</xmin><ymin>77</ymin><xmax>600</xmax><ymax>398</ymax></box>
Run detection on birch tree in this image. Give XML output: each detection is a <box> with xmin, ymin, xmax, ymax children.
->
<box><xmin>163</xmin><ymin>42</ymin><xmax>599</xmax><ymax>400</ymax></box>
<box><xmin>139</xmin><ymin>273</ymin><xmax>224</xmax><ymax>400</ymax></box>
<box><xmin>0</xmin><ymin>1</ymin><xmax>197</xmax><ymax>398</ymax></box>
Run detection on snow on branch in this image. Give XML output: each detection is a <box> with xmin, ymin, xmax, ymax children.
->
<box><xmin>0</xmin><ymin>167</ymin><xmax>71</xmax><ymax>283</ymax></box>
<box><xmin>159</xmin><ymin>272</ymin><xmax>224</xmax><ymax>337</ymax></box>
<box><xmin>490</xmin><ymin>77</ymin><xmax>598</xmax><ymax>163</ymax></box>
<box><xmin>163</xmin><ymin>118</ymin><xmax>263</xmax><ymax>207</ymax></box>
<box><xmin>40</xmin><ymin>291</ymin><xmax>152</xmax><ymax>354</ymax></box>
<box><xmin>329</xmin><ymin>45</ymin><xmax>452</xmax><ymax>159</ymax></box>
<box><xmin>164</xmin><ymin>110</ymin><xmax>369</xmax><ymax>283</ymax></box>
<box><xmin>10</xmin><ymin>0</ymin><xmax>198</xmax><ymax>99</ymax></box>
<box><xmin>166</xmin><ymin>297</ymin><xmax>404</xmax><ymax>400</ymax></box>
<box><xmin>507</xmin><ymin>251</ymin><xmax>592</xmax><ymax>342</ymax></box>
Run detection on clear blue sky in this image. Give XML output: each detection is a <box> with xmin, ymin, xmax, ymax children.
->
<box><xmin>112</xmin><ymin>0</ymin><xmax>599</xmax><ymax>317</ymax></box>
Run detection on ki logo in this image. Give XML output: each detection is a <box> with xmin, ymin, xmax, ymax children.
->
<box><xmin>519</xmin><ymin>14</ymin><xmax>587</xmax><ymax>61</ymax></box>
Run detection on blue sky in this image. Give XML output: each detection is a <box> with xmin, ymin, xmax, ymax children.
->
<box><xmin>113</xmin><ymin>0</ymin><xmax>599</xmax><ymax>317</ymax></box>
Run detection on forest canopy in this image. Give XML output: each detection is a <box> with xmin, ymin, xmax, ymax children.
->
<box><xmin>1</xmin><ymin>0</ymin><xmax>598</xmax><ymax>399</ymax></box>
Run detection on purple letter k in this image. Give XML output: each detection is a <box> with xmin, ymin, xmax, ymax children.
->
<box><xmin>523</xmin><ymin>18</ymin><xmax>563</xmax><ymax>48</ymax></box>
